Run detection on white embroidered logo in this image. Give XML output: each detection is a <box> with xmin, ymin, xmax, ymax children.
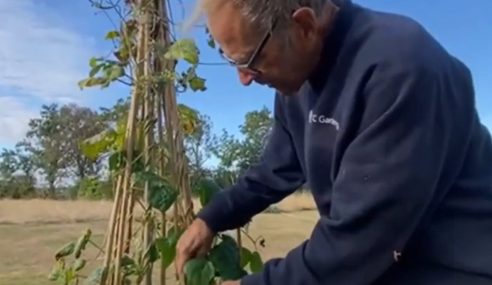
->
<box><xmin>308</xmin><ymin>110</ymin><xmax>340</xmax><ymax>130</ymax></box>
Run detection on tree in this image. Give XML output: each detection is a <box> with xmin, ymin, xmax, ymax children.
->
<box><xmin>25</xmin><ymin>104</ymin><xmax>67</xmax><ymax>197</ymax></box>
<box><xmin>0</xmin><ymin>149</ymin><xmax>18</xmax><ymax>198</ymax></box>
<box><xmin>99</xmin><ymin>97</ymin><xmax>130</xmax><ymax>127</ymax></box>
<box><xmin>0</xmin><ymin>145</ymin><xmax>36</xmax><ymax>199</ymax></box>
<box><xmin>184</xmin><ymin>111</ymin><xmax>216</xmax><ymax>187</ymax></box>
<box><xmin>212</xmin><ymin>106</ymin><xmax>273</xmax><ymax>175</ymax></box>
<box><xmin>59</xmin><ymin>104</ymin><xmax>105</xmax><ymax>180</ymax></box>
<box><xmin>236</xmin><ymin>106</ymin><xmax>273</xmax><ymax>170</ymax></box>
<box><xmin>14</xmin><ymin>140</ymin><xmax>36</xmax><ymax>185</ymax></box>
<box><xmin>23</xmin><ymin>103</ymin><xmax>104</xmax><ymax>197</ymax></box>
<box><xmin>0</xmin><ymin>149</ymin><xmax>17</xmax><ymax>180</ymax></box>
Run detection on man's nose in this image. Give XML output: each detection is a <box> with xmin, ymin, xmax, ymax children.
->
<box><xmin>238</xmin><ymin>69</ymin><xmax>255</xmax><ymax>86</ymax></box>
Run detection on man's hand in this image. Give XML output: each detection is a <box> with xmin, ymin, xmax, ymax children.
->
<box><xmin>175</xmin><ymin>218</ymin><xmax>215</xmax><ymax>282</ymax></box>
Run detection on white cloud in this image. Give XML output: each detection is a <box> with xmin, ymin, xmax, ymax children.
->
<box><xmin>0</xmin><ymin>0</ymin><xmax>97</xmax><ymax>102</ymax></box>
<box><xmin>0</xmin><ymin>97</ymin><xmax>37</xmax><ymax>146</ymax></box>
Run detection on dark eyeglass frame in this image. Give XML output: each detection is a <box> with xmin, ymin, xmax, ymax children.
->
<box><xmin>218</xmin><ymin>18</ymin><xmax>278</xmax><ymax>74</ymax></box>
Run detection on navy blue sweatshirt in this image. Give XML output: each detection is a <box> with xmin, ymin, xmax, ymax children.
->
<box><xmin>198</xmin><ymin>1</ymin><xmax>492</xmax><ymax>284</ymax></box>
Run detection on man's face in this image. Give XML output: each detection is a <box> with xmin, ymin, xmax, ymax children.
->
<box><xmin>206</xmin><ymin>2</ymin><xmax>318</xmax><ymax>95</ymax></box>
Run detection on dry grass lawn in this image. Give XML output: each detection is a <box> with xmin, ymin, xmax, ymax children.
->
<box><xmin>0</xmin><ymin>192</ymin><xmax>316</xmax><ymax>225</ymax></box>
<box><xmin>0</xmin><ymin>192</ymin><xmax>318</xmax><ymax>285</ymax></box>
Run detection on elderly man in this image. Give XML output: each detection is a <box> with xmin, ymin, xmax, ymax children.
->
<box><xmin>176</xmin><ymin>0</ymin><xmax>492</xmax><ymax>284</ymax></box>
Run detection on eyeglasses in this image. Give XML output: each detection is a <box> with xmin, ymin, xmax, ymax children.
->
<box><xmin>218</xmin><ymin>19</ymin><xmax>278</xmax><ymax>74</ymax></box>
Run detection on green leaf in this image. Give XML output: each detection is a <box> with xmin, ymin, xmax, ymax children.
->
<box><xmin>184</xmin><ymin>257</ymin><xmax>215</xmax><ymax>285</ymax></box>
<box><xmin>114</xmin><ymin>46</ymin><xmax>130</xmax><ymax>64</ymax></box>
<box><xmin>121</xmin><ymin>255</ymin><xmax>137</xmax><ymax>276</ymax></box>
<box><xmin>89</xmin><ymin>63</ymin><xmax>104</xmax><ymax>77</ymax></box>
<box><xmin>189</xmin><ymin>75</ymin><xmax>206</xmax><ymax>91</ymax></box>
<box><xmin>105</xmin><ymin>30</ymin><xmax>120</xmax><ymax>40</ymax></box>
<box><xmin>48</xmin><ymin>261</ymin><xmax>64</xmax><ymax>281</ymax></box>
<box><xmin>73</xmin><ymin>259</ymin><xmax>86</xmax><ymax>271</ymax></box>
<box><xmin>89</xmin><ymin>57</ymin><xmax>98</xmax><ymax>68</ymax></box>
<box><xmin>55</xmin><ymin>241</ymin><xmax>75</xmax><ymax>260</ymax></box>
<box><xmin>177</xmin><ymin>104</ymin><xmax>199</xmax><ymax>135</ymax></box>
<box><xmin>78</xmin><ymin>77</ymin><xmax>108</xmax><ymax>89</ymax></box>
<box><xmin>133</xmin><ymin>170</ymin><xmax>161</xmax><ymax>188</ymax></box>
<box><xmin>121</xmin><ymin>254</ymin><xmax>136</xmax><ymax>267</ymax></box>
<box><xmin>167</xmin><ymin>226</ymin><xmax>184</xmax><ymax>245</ymax></box>
<box><xmin>154</xmin><ymin>237</ymin><xmax>175</xmax><ymax>269</ymax></box>
<box><xmin>249</xmin><ymin>251</ymin><xmax>264</xmax><ymax>273</ymax></box>
<box><xmin>196</xmin><ymin>179</ymin><xmax>220</xmax><ymax>207</ymax></box>
<box><xmin>181</xmin><ymin>67</ymin><xmax>206</xmax><ymax>92</ymax></box>
<box><xmin>101</xmin><ymin>79</ymin><xmax>111</xmax><ymax>88</ymax></box>
<box><xmin>154</xmin><ymin>226</ymin><xmax>183</xmax><ymax>269</ymax></box>
<box><xmin>149</xmin><ymin>183</ymin><xmax>178</xmax><ymax>212</ymax></box>
<box><xmin>80</xmin><ymin>130</ymin><xmax>117</xmax><ymax>160</ymax></box>
<box><xmin>240</xmin><ymin>247</ymin><xmax>252</xmax><ymax>268</ymax></box>
<box><xmin>114</xmin><ymin>119</ymin><xmax>127</xmax><ymax>150</ymax></box>
<box><xmin>145</xmin><ymin>243</ymin><xmax>160</xmax><ymax>264</ymax></box>
<box><xmin>208</xmin><ymin>235</ymin><xmax>247</xmax><ymax>280</ymax></box>
<box><xmin>74</xmin><ymin>229</ymin><xmax>92</xmax><ymax>258</ymax></box>
<box><xmin>108</xmin><ymin>65</ymin><xmax>125</xmax><ymax>81</ymax></box>
<box><xmin>84</xmin><ymin>266</ymin><xmax>107</xmax><ymax>285</ymax></box>
<box><xmin>135</xmin><ymin>171</ymin><xmax>179</xmax><ymax>212</ymax></box>
<box><xmin>108</xmin><ymin>150</ymin><xmax>143</xmax><ymax>172</ymax></box>
<box><xmin>164</xmin><ymin>39</ymin><xmax>199</xmax><ymax>65</ymax></box>
<box><xmin>131</xmin><ymin>154</ymin><xmax>144</xmax><ymax>172</ymax></box>
<box><xmin>64</xmin><ymin>267</ymin><xmax>76</xmax><ymax>284</ymax></box>
<box><xmin>108</xmin><ymin>151</ymin><xmax>125</xmax><ymax>171</ymax></box>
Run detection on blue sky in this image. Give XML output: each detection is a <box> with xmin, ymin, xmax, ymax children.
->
<box><xmin>0</xmin><ymin>0</ymin><xmax>490</xmax><ymax>150</ymax></box>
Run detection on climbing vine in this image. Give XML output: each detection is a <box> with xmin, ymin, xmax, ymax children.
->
<box><xmin>48</xmin><ymin>0</ymin><xmax>264</xmax><ymax>284</ymax></box>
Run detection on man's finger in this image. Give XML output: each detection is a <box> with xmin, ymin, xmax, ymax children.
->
<box><xmin>175</xmin><ymin>260</ymin><xmax>186</xmax><ymax>284</ymax></box>
<box><xmin>175</xmin><ymin>245</ymin><xmax>192</xmax><ymax>284</ymax></box>
<box><xmin>175</xmin><ymin>249</ymin><xmax>186</xmax><ymax>279</ymax></box>
<box><xmin>175</xmin><ymin>269</ymin><xmax>185</xmax><ymax>285</ymax></box>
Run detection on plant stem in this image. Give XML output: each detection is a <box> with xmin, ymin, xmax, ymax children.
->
<box><xmin>89</xmin><ymin>240</ymin><xmax>106</xmax><ymax>254</ymax></box>
<box><xmin>161</xmin><ymin>213</ymin><xmax>167</xmax><ymax>285</ymax></box>
<box><xmin>237</xmin><ymin>228</ymin><xmax>242</xmax><ymax>259</ymax></box>
<box><xmin>142</xmin><ymin>3</ymin><xmax>154</xmax><ymax>283</ymax></box>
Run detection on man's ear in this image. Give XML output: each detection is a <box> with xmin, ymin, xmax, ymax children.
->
<box><xmin>291</xmin><ymin>7</ymin><xmax>318</xmax><ymax>40</ymax></box>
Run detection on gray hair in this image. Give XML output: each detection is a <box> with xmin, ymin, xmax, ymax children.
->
<box><xmin>185</xmin><ymin>0</ymin><xmax>329</xmax><ymax>35</ymax></box>
<box><xmin>232</xmin><ymin>0</ymin><xmax>328</xmax><ymax>32</ymax></box>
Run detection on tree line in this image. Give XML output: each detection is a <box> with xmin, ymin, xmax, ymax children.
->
<box><xmin>0</xmin><ymin>98</ymin><xmax>273</xmax><ymax>200</ymax></box>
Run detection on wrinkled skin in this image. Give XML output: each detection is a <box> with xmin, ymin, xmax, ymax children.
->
<box><xmin>204</xmin><ymin>0</ymin><xmax>337</xmax><ymax>95</ymax></box>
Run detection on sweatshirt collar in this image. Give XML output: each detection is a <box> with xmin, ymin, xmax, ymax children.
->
<box><xmin>308</xmin><ymin>0</ymin><xmax>356</xmax><ymax>92</ymax></box>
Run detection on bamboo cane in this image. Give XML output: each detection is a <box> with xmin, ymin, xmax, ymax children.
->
<box><xmin>113</xmin><ymin>4</ymin><xmax>147</xmax><ymax>282</ymax></box>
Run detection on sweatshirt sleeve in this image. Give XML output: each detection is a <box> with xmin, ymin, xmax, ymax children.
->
<box><xmin>240</xmin><ymin>61</ymin><xmax>468</xmax><ymax>285</ymax></box>
<box><xmin>197</xmin><ymin>94</ymin><xmax>306</xmax><ymax>233</ymax></box>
